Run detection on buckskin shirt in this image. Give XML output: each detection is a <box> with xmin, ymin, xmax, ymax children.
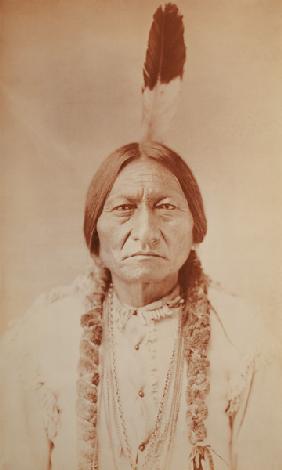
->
<box><xmin>1</xmin><ymin>272</ymin><xmax>281</xmax><ymax>469</ymax></box>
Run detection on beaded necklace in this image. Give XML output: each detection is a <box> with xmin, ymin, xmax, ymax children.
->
<box><xmin>107</xmin><ymin>286</ymin><xmax>184</xmax><ymax>469</ymax></box>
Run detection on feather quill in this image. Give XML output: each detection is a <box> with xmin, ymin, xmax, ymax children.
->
<box><xmin>141</xmin><ymin>3</ymin><xmax>186</xmax><ymax>142</ymax></box>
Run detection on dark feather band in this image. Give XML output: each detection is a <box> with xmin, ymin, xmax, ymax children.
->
<box><xmin>143</xmin><ymin>3</ymin><xmax>186</xmax><ymax>90</ymax></box>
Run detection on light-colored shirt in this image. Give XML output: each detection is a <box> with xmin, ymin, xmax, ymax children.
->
<box><xmin>99</xmin><ymin>287</ymin><xmax>185</xmax><ymax>469</ymax></box>
<box><xmin>1</xmin><ymin>272</ymin><xmax>281</xmax><ymax>469</ymax></box>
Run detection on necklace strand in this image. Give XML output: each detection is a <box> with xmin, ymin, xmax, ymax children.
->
<box><xmin>107</xmin><ymin>287</ymin><xmax>184</xmax><ymax>469</ymax></box>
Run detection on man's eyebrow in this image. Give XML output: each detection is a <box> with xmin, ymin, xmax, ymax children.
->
<box><xmin>105</xmin><ymin>195</ymin><xmax>138</xmax><ymax>204</ymax></box>
<box><xmin>107</xmin><ymin>189</ymin><xmax>184</xmax><ymax>200</ymax></box>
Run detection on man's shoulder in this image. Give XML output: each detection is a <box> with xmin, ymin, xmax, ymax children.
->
<box><xmin>3</xmin><ymin>270</ymin><xmax>94</xmax><ymax>335</ymax></box>
<box><xmin>207</xmin><ymin>281</ymin><xmax>262</xmax><ymax>362</ymax></box>
<box><xmin>0</xmin><ymin>270</ymin><xmax>95</xmax><ymax>383</ymax></box>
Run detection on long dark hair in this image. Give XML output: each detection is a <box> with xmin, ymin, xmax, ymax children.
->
<box><xmin>84</xmin><ymin>141</ymin><xmax>207</xmax><ymax>257</ymax></box>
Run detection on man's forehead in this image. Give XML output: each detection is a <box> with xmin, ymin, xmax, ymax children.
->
<box><xmin>110</xmin><ymin>159</ymin><xmax>181</xmax><ymax>193</ymax></box>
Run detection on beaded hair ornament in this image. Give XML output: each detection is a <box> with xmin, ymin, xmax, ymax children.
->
<box><xmin>77</xmin><ymin>4</ymin><xmax>214</xmax><ymax>470</ymax></box>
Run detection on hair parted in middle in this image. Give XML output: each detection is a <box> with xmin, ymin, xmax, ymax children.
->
<box><xmin>84</xmin><ymin>141</ymin><xmax>207</xmax><ymax>257</ymax></box>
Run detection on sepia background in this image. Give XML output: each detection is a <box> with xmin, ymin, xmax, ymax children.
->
<box><xmin>0</xmin><ymin>0</ymin><xmax>281</xmax><ymax>340</ymax></box>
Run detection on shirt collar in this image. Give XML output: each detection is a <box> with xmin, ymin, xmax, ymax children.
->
<box><xmin>110</xmin><ymin>284</ymin><xmax>184</xmax><ymax>328</ymax></box>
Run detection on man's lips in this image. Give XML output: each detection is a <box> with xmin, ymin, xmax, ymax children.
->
<box><xmin>122</xmin><ymin>252</ymin><xmax>165</xmax><ymax>260</ymax></box>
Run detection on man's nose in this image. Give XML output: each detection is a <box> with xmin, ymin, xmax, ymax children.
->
<box><xmin>131</xmin><ymin>205</ymin><xmax>160</xmax><ymax>246</ymax></box>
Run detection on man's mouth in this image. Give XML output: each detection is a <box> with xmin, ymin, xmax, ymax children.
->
<box><xmin>123</xmin><ymin>252</ymin><xmax>165</xmax><ymax>260</ymax></box>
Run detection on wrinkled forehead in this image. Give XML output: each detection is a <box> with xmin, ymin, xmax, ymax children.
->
<box><xmin>107</xmin><ymin>158</ymin><xmax>185</xmax><ymax>200</ymax></box>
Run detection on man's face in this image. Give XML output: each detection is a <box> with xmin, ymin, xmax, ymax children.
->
<box><xmin>96</xmin><ymin>158</ymin><xmax>194</xmax><ymax>284</ymax></box>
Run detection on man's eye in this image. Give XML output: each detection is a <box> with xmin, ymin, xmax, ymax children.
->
<box><xmin>156</xmin><ymin>203</ymin><xmax>176</xmax><ymax>210</ymax></box>
<box><xmin>113</xmin><ymin>204</ymin><xmax>135</xmax><ymax>212</ymax></box>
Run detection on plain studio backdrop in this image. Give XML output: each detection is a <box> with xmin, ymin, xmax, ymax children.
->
<box><xmin>0</xmin><ymin>0</ymin><xmax>281</xmax><ymax>343</ymax></box>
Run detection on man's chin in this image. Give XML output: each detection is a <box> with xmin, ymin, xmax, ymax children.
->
<box><xmin>119</xmin><ymin>265</ymin><xmax>168</xmax><ymax>284</ymax></box>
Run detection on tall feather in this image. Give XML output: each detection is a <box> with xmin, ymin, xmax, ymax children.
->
<box><xmin>141</xmin><ymin>3</ymin><xmax>186</xmax><ymax>142</ymax></box>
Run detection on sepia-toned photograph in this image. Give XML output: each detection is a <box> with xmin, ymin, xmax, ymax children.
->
<box><xmin>1</xmin><ymin>1</ymin><xmax>281</xmax><ymax>469</ymax></box>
